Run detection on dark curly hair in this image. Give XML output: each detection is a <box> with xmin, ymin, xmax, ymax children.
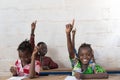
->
<box><xmin>17</xmin><ymin>40</ymin><xmax>33</xmax><ymax>54</ymax></box>
<box><xmin>37</xmin><ymin>42</ymin><xmax>46</xmax><ymax>46</ymax></box>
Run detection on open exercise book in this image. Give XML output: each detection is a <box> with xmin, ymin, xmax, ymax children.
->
<box><xmin>7</xmin><ymin>76</ymin><xmax>27</xmax><ymax>80</ymax></box>
<box><xmin>65</xmin><ymin>76</ymin><xmax>82</xmax><ymax>80</ymax></box>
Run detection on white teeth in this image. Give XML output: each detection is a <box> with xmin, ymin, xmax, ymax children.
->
<box><xmin>83</xmin><ymin>59</ymin><xmax>87</xmax><ymax>62</ymax></box>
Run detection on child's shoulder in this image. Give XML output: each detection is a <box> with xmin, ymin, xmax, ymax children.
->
<box><xmin>94</xmin><ymin>64</ymin><xmax>106</xmax><ymax>73</ymax></box>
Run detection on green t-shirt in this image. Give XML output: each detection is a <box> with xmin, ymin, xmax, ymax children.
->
<box><xmin>70</xmin><ymin>58</ymin><xmax>106</xmax><ymax>75</ymax></box>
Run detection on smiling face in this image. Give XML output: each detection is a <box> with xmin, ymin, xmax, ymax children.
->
<box><xmin>78</xmin><ymin>48</ymin><xmax>92</xmax><ymax>65</ymax></box>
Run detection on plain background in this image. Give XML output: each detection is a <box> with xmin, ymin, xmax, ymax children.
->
<box><xmin>0</xmin><ymin>0</ymin><xmax>120</xmax><ymax>76</ymax></box>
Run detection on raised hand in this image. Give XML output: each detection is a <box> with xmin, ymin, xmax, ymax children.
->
<box><xmin>66</xmin><ymin>19</ymin><xmax>75</xmax><ymax>34</ymax></box>
<box><xmin>65</xmin><ymin>19</ymin><xmax>75</xmax><ymax>59</ymax></box>
<box><xmin>31</xmin><ymin>21</ymin><xmax>37</xmax><ymax>30</ymax></box>
<box><xmin>31</xmin><ymin>21</ymin><xmax>37</xmax><ymax>35</ymax></box>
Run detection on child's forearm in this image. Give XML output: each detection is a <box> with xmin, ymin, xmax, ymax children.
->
<box><xmin>79</xmin><ymin>73</ymin><xmax>109</xmax><ymax>79</ymax></box>
<box><xmin>30</xmin><ymin>33</ymin><xmax>35</xmax><ymax>49</ymax></box>
<box><xmin>31</xmin><ymin>29</ymin><xmax>35</xmax><ymax>35</ymax></box>
<box><xmin>49</xmin><ymin>60</ymin><xmax>58</xmax><ymax>69</ymax></box>
<box><xmin>72</xmin><ymin>34</ymin><xmax>75</xmax><ymax>49</ymax></box>
<box><xmin>29</xmin><ymin>54</ymin><xmax>36</xmax><ymax>78</ymax></box>
<box><xmin>66</xmin><ymin>33</ymin><xmax>75</xmax><ymax>59</ymax></box>
<box><xmin>30</xmin><ymin>24</ymin><xmax>35</xmax><ymax>49</ymax></box>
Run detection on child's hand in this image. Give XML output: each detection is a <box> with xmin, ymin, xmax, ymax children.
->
<box><xmin>10</xmin><ymin>66</ymin><xmax>17</xmax><ymax>76</ymax></box>
<box><xmin>66</xmin><ymin>19</ymin><xmax>75</xmax><ymax>34</ymax></box>
<box><xmin>74</xmin><ymin>72</ymin><xmax>81</xmax><ymax>79</ymax></box>
<box><xmin>72</xmin><ymin>28</ymin><xmax>76</xmax><ymax>35</ymax></box>
<box><xmin>31</xmin><ymin>21</ymin><xmax>37</xmax><ymax>30</ymax></box>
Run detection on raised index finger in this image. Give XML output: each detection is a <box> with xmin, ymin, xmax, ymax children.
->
<box><xmin>71</xmin><ymin>19</ymin><xmax>75</xmax><ymax>26</ymax></box>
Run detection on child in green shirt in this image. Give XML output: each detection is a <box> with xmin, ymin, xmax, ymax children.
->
<box><xmin>65</xmin><ymin>20</ymin><xmax>109</xmax><ymax>79</ymax></box>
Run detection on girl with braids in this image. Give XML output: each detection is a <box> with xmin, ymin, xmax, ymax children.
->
<box><xmin>71</xmin><ymin>28</ymin><xmax>95</xmax><ymax>68</ymax></box>
<box><xmin>65</xmin><ymin>20</ymin><xmax>109</xmax><ymax>79</ymax></box>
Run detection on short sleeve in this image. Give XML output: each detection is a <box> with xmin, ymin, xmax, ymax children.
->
<box><xmin>95</xmin><ymin>64</ymin><xmax>106</xmax><ymax>73</ymax></box>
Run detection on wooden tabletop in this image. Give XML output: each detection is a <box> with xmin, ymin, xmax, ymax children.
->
<box><xmin>41</xmin><ymin>68</ymin><xmax>72</xmax><ymax>72</ymax></box>
<box><xmin>1</xmin><ymin>68</ymin><xmax>120</xmax><ymax>80</ymax></box>
<box><xmin>1</xmin><ymin>74</ymin><xmax>120</xmax><ymax>80</ymax></box>
<box><xmin>24</xmin><ymin>75</ymin><xmax>67</xmax><ymax>80</ymax></box>
<box><xmin>40</xmin><ymin>68</ymin><xmax>120</xmax><ymax>72</ymax></box>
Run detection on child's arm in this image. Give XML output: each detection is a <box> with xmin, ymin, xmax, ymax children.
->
<box><xmin>29</xmin><ymin>47</ymin><xmax>39</xmax><ymax>79</ymax></box>
<box><xmin>41</xmin><ymin>57</ymin><xmax>58</xmax><ymax>70</ymax></box>
<box><xmin>47</xmin><ymin>57</ymin><xmax>58</xmax><ymax>69</ymax></box>
<box><xmin>75</xmin><ymin>72</ymin><xmax>109</xmax><ymax>79</ymax></box>
<box><xmin>72</xmin><ymin>28</ymin><xmax>76</xmax><ymax>49</ymax></box>
<box><xmin>29</xmin><ymin>21</ymin><xmax>37</xmax><ymax>49</ymax></box>
<box><xmin>66</xmin><ymin>20</ymin><xmax>75</xmax><ymax>59</ymax></box>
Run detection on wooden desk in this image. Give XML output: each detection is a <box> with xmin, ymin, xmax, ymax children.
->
<box><xmin>40</xmin><ymin>68</ymin><xmax>120</xmax><ymax>75</ymax></box>
<box><xmin>1</xmin><ymin>74</ymin><xmax>120</xmax><ymax>80</ymax></box>
<box><xmin>82</xmin><ymin>74</ymin><xmax>120</xmax><ymax>80</ymax></box>
<box><xmin>24</xmin><ymin>75</ymin><xmax>67</xmax><ymax>80</ymax></box>
<box><xmin>40</xmin><ymin>68</ymin><xmax>72</xmax><ymax>75</ymax></box>
<box><xmin>24</xmin><ymin>74</ymin><xmax>120</xmax><ymax>80</ymax></box>
<box><xmin>40</xmin><ymin>68</ymin><xmax>120</xmax><ymax>73</ymax></box>
<box><xmin>41</xmin><ymin>68</ymin><xmax>72</xmax><ymax>72</ymax></box>
<box><xmin>1</xmin><ymin>68</ymin><xmax>120</xmax><ymax>80</ymax></box>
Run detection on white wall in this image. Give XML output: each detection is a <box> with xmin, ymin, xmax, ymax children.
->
<box><xmin>0</xmin><ymin>0</ymin><xmax>120</xmax><ymax>76</ymax></box>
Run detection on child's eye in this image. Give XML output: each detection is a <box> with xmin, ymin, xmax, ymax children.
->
<box><xmin>79</xmin><ymin>54</ymin><xmax>83</xmax><ymax>56</ymax></box>
<box><xmin>88</xmin><ymin>54</ymin><xmax>90</xmax><ymax>56</ymax></box>
<box><xmin>87</xmin><ymin>53</ymin><xmax>91</xmax><ymax>56</ymax></box>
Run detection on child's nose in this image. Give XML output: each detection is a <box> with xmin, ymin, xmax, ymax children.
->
<box><xmin>83</xmin><ymin>55</ymin><xmax>87</xmax><ymax>58</ymax></box>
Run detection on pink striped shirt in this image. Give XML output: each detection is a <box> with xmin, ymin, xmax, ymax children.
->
<box><xmin>15</xmin><ymin>59</ymin><xmax>40</xmax><ymax>76</ymax></box>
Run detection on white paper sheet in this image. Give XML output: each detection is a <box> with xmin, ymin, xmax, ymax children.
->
<box><xmin>7</xmin><ymin>76</ymin><xmax>27</xmax><ymax>80</ymax></box>
<box><xmin>64</xmin><ymin>76</ymin><xmax>77</xmax><ymax>80</ymax></box>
